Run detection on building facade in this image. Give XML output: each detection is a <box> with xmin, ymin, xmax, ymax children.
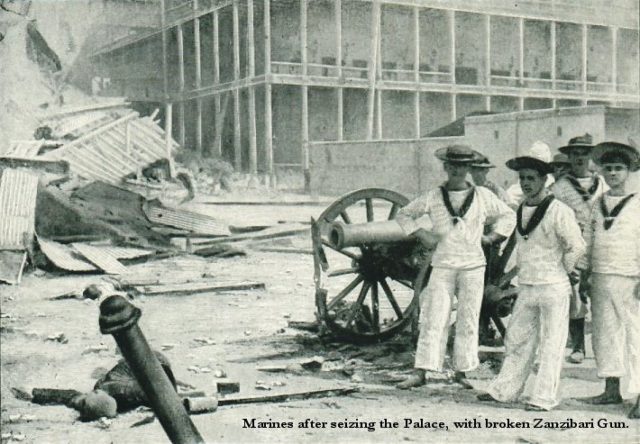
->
<box><xmin>90</xmin><ymin>0</ymin><xmax>640</xmax><ymax>180</ymax></box>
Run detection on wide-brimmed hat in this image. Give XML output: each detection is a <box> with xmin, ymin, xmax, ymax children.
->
<box><xmin>506</xmin><ymin>156</ymin><xmax>553</xmax><ymax>175</ymax></box>
<box><xmin>549</xmin><ymin>153</ymin><xmax>570</xmax><ymax>167</ymax></box>
<box><xmin>470</xmin><ymin>156</ymin><xmax>495</xmax><ymax>169</ymax></box>
<box><xmin>527</xmin><ymin>141</ymin><xmax>552</xmax><ymax>163</ymax></box>
<box><xmin>435</xmin><ymin>145</ymin><xmax>483</xmax><ymax>163</ymax></box>
<box><xmin>592</xmin><ymin>141</ymin><xmax>640</xmax><ymax>172</ymax></box>
<box><xmin>558</xmin><ymin>133</ymin><xmax>595</xmax><ymax>155</ymax></box>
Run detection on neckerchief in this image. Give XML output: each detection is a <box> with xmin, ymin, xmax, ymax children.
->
<box><xmin>565</xmin><ymin>173</ymin><xmax>599</xmax><ymax>202</ymax></box>
<box><xmin>516</xmin><ymin>194</ymin><xmax>555</xmax><ymax>240</ymax></box>
<box><xmin>440</xmin><ymin>185</ymin><xmax>475</xmax><ymax>225</ymax></box>
<box><xmin>600</xmin><ymin>193</ymin><xmax>635</xmax><ymax>230</ymax></box>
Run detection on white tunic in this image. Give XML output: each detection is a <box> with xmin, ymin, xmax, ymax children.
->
<box><xmin>580</xmin><ymin>193</ymin><xmax>640</xmax><ymax>277</ymax></box>
<box><xmin>516</xmin><ymin>199</ymin><xmax>586</xmax><ymax>285</ymax></box>
<box><xmin>396</xmin><ymin>186</ymin><xmax>516</xmax><ymax>270</ymax></box>
<box><xmin>551</xmin><ymin>173</ymin><xmax>607</xmax><ymax>230</ymax></box>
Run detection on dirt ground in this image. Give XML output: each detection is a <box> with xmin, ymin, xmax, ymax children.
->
<box><xmin>1</xmin><ymin>201</ymin><xmax>639</xmax><ymax>444</ymax></box>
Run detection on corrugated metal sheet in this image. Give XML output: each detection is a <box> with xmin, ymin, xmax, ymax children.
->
<box><xmin>0</xmin><ymin>169</ymin><xmax>39</xmax><ymax>250</ymax></box>
<box><xmin>41</xmin><ymin>113</ymin><xmax>173</xmax><ymax>185</ymax></box>
<box><xmin>72</xmin><ymin>243</ymin><xmax>128</xmax><ymax>274</ymax></box>
<box><xmin>143</xmin><ymin>201</ymin><xmax>230</xmax><ymax>236</ymax></box>
<box><xmin>37</xmin><ymin>237</ymin><xmax>97</xmax><ymax>271</ymax></box>
<box><xmin>95</xmin><ymin>245</ymin><xmax>154</xmax><ymax>260</ymax></box>
<box><xmin>4</xmin><ymin>141</ymin><xmax>42</xmax><ymax>158</ymax></box>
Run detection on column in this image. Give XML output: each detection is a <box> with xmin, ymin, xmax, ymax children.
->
<box><xmin>264</xmin><ymin>0</ymin><xmax>274</xmax><ymax>181</ymax></box>
<box><xmin>233</xmin><ymin>0</ymin><xmax>241</xmax><ymax>170</ymax></box>
<box><xmin>194</xmin><ymin>17</ymin><xmax>202</xmax><ymax>153</ymax></box>
<box><xmin>247</xmin><ymin>0</ymin><xmax>257</xmax><ymax>175</ymax></box>
<box><xmin>551</xmin><ymin>21</ymin><xmax>556</xmax><ymax>90</ymax></box>
<box><xmin>449</xmin><ymin>10</ymin><xmax>455</xmax><ymax>83</ymax></box>
<box><xmin>212</xmin><ymin>10</ymin><xmax>222</xmax><ymax>156</ymax></box>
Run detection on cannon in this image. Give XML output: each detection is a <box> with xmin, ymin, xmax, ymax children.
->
<box><xmin>311</xmin><ymin>188</ymin><xmax>518</xmax><ymax>344</ymax></box>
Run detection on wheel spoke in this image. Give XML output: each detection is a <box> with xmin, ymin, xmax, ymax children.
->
<box><xmin>345</xmin><ymin>281</ymin><xmax>370</xmax><ymax>327</ymax></box>
<box><xmin>388</xmin><ymin>203</ymin><xmax>400</xmax><ymax>220</ymax></box>
<box><xmin>365</xmin><ymin>198</ymin><xmax>374</xmax><ymax>222</ymax></box>
<box><xmin>327</xmin><ymin>275</ymin><xmax>365</xmax><ymax>310</ymax></box>
<box><xmin>340</xmin><ymin>210</ymin><xmax>352</xmax><ymax>224</ymax></box>
<box><xmin>380</xmin><ymin>278</ymin><xmax>403</xmax><ymax>319</ymax></box>
<box><xmin>328</xmin><ymin>267</ymin><xmax>359</xmax><ymax>277</ymax></box>
<box><xmin>371</xmin><ymin>282</ymin><xmax>380</xmax><ymax>333</ymax></box>
<box><xmin>322</xmin><ymin>239</ymin><xmax>360</xmax><ymax>260</ymax></box>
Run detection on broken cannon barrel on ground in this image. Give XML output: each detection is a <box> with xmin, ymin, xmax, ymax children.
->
<box><xmin>328</xmin><ymin>220</ymin><xmax>410</xmax><ymax>249</ymax></box>
<box><xmin>99</xmin><ymin>295</ymin><xmax>205</xmax><ymax>444</ymax></box>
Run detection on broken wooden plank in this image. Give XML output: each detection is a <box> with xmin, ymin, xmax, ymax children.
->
<box><xmin>192</xmin><ymin>224</ymin><xmax>309</xmax><ymax>247</ymax></box>
<box><xmin>72</xmin><ymin>243</ymin><xmax>128</xmax><ymax>274</ymax></box>
<box><xmin>229</xmin><ymin>225</ymin><xmax>269</xmax><ymax>234</ymax></box>
<box><xmin>288</xmin><ymin>321</ymin><xmax>320</xmax><ymax>333</ymax></box>
<box><xmin>193</xmin><ymin>244</ymin><xmax>246</xmax><ymax>258</ymax></box>
<box><xmin>253</xmin><ymin>247</ymin><xmax>313</xmax><ymax>255</ymax></box>
<box><xmin>0</xmin><ymin>251</ymin><xmax>27</xmax><ymax>285</ymax></box>
<box><xmin>136</xmin><ymin>281</ymin><xmax>265</xmax><ymax>296</ymax></box>
<box><xmin>217</xmin><ymin>387</ymin><xmax>358</xmax><ymax>406</ymax></box>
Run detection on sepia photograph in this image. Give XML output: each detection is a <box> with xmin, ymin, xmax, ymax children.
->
<box><xmin>1</xmin><ymin>0</ymin><xmax>639</xmax><ymax>442</ymax></box>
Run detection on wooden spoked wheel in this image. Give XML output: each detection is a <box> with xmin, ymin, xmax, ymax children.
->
<box><xmin>312</xmin><ymin>189</ymin><xmax>419</xmax><ymax>343</ymax></box>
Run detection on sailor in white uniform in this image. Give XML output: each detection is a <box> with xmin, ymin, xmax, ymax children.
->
<box><xmin>478</xmin><ymin>155</ymin><xmax>585</xmax><ymax>411</ymax></box>
<box><xmin>396</xmin><ymin>145</ymin><xmax>515</xmax><ymax>389</ymax></box>
<box><xmin>578</xmin><ymin>141</ymin><xmax>640</xmax><ymax>419</ymax></box>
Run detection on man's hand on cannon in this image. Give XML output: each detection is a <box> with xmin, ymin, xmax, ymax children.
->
<box><xmin>481</xmin><ymin>232</ymin><xmax>507</xmax><ymax>247</ymax></box>
<box><xmin>414</xmin><ymin>229</ymin><xmax>441</xmax><ymax>250</ymax></box>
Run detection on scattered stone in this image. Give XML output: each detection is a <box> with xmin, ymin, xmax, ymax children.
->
<box><xmin>46</xmin><ymin>333</ymin><xmax>68</xmax><ymax>344</ymax></box>
<box><xmin>161</xmin><ymin>343</ymin><xmax>177</xmax><ymax>350</ymax></box>
<box><xmin>187</xmin><ymin>366</ymin><xmax>200</xmax><ymax>373</ymax></box>
<box><xmin>300</xmin><ymin>357</ymin><xmax>324</xmax><ymax>372</ymax></box>
<box><xmin>243</xmin><ymin>330</ymin><xmax>252</xmax><ymax>336</ymax></box>
<box><xmin>255</xmin><ymin>384</ymin><xmax>272</xmax><ymax>391</ymax></box>
<box><xmin>272</xmin><ymin>381</ymin><xmax>286</xmax><ymax>387</ymax></box>
<box><xmin>283</xmin><ymin>313</ymin><xmax>291</xmax><ymax>319</ymax></box>
<box><xmin>12</xmin><ymin>433</ymin><xmax>26</xmax><ymax>441</ymax></box>
<box><xmin>82</xmin><ymin>344</ymin><xmax>109</xmax><ymax>355</ymax></box>
<box><xmin>1</xmin><ymin>433</ymin><xmax>11</xmax><ymax>440</ymax></box>
<box><xmin>198</xmin><ymin>367</ymin><xmax>212</xmax><ymax>373</ymax></box>
<box><xmin>9</xmin><ymin>414</ymin><xmax>21</xmax><ymax>422</ymax></box>
<box><xmin>213</xmin><ymin>369</ymin><xmax>226</xmax><ymax>378</ymax></box>
<box><xmin>96</xmin><ymin>417</ymin><xmax>112</xmax><ymax>429</ymax></box>
<box><xmin>350</xmin><ymin>373</ymin><xmax>364</xmax><ymax>383</ymax></box>
<box><xmin>193</xmin><ymin>337</ymin><xmax>216</xmax><ymax>346</ymax></box>
<box><xmin>215</xmin><ymin>381</ymin><xmax>240</xmax><ymax>395</ymax></box>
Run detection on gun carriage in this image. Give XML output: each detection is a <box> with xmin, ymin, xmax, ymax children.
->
<box><xmin>311</xmin><ymin>188</ymin><xmax>518</xmax><ymax>344</ymax></box>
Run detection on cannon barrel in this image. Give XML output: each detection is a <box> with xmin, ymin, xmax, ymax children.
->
<box><xmin>329</xmin><ymin>220</ymin><xmax>410</xmax><ymax>249</ymax></box>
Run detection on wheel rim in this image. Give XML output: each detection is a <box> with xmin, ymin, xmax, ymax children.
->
<box><xmin>313</xmin><ymin>189</ymin><xmax>418</xmax><ymax>343</ymax></box>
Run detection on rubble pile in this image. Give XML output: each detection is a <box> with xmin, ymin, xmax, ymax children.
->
<box><xmin>1</xmin><ymin>16</ymin><xmax>275</xmax><ymax>286</ymax></box>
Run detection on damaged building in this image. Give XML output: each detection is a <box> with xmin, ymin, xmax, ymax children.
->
<box><xmin>88</xmin><ymin>0</ymin><xmax>639</xmax><ymax>184</ymax></box>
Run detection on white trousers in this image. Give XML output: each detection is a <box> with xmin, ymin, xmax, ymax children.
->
<box><xmin>415</xmin><ymin>266</ymin><xmax>485</xmax><ymax>372</ymax></box>
<box><xmin>487</xmin><ymin>281</ymin><xmax>570</xmax><ymax>410</ymax></box>
<box><xmin>590</xmin><ymin>273</ymin><xmax>640</xmax><ymax>395</ymax></box>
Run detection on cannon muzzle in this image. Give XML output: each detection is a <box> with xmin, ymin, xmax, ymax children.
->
<box><xmin>329</xmin><ymin>220</ymin><xmax>410</xmax><ymax>249</ymax></box>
